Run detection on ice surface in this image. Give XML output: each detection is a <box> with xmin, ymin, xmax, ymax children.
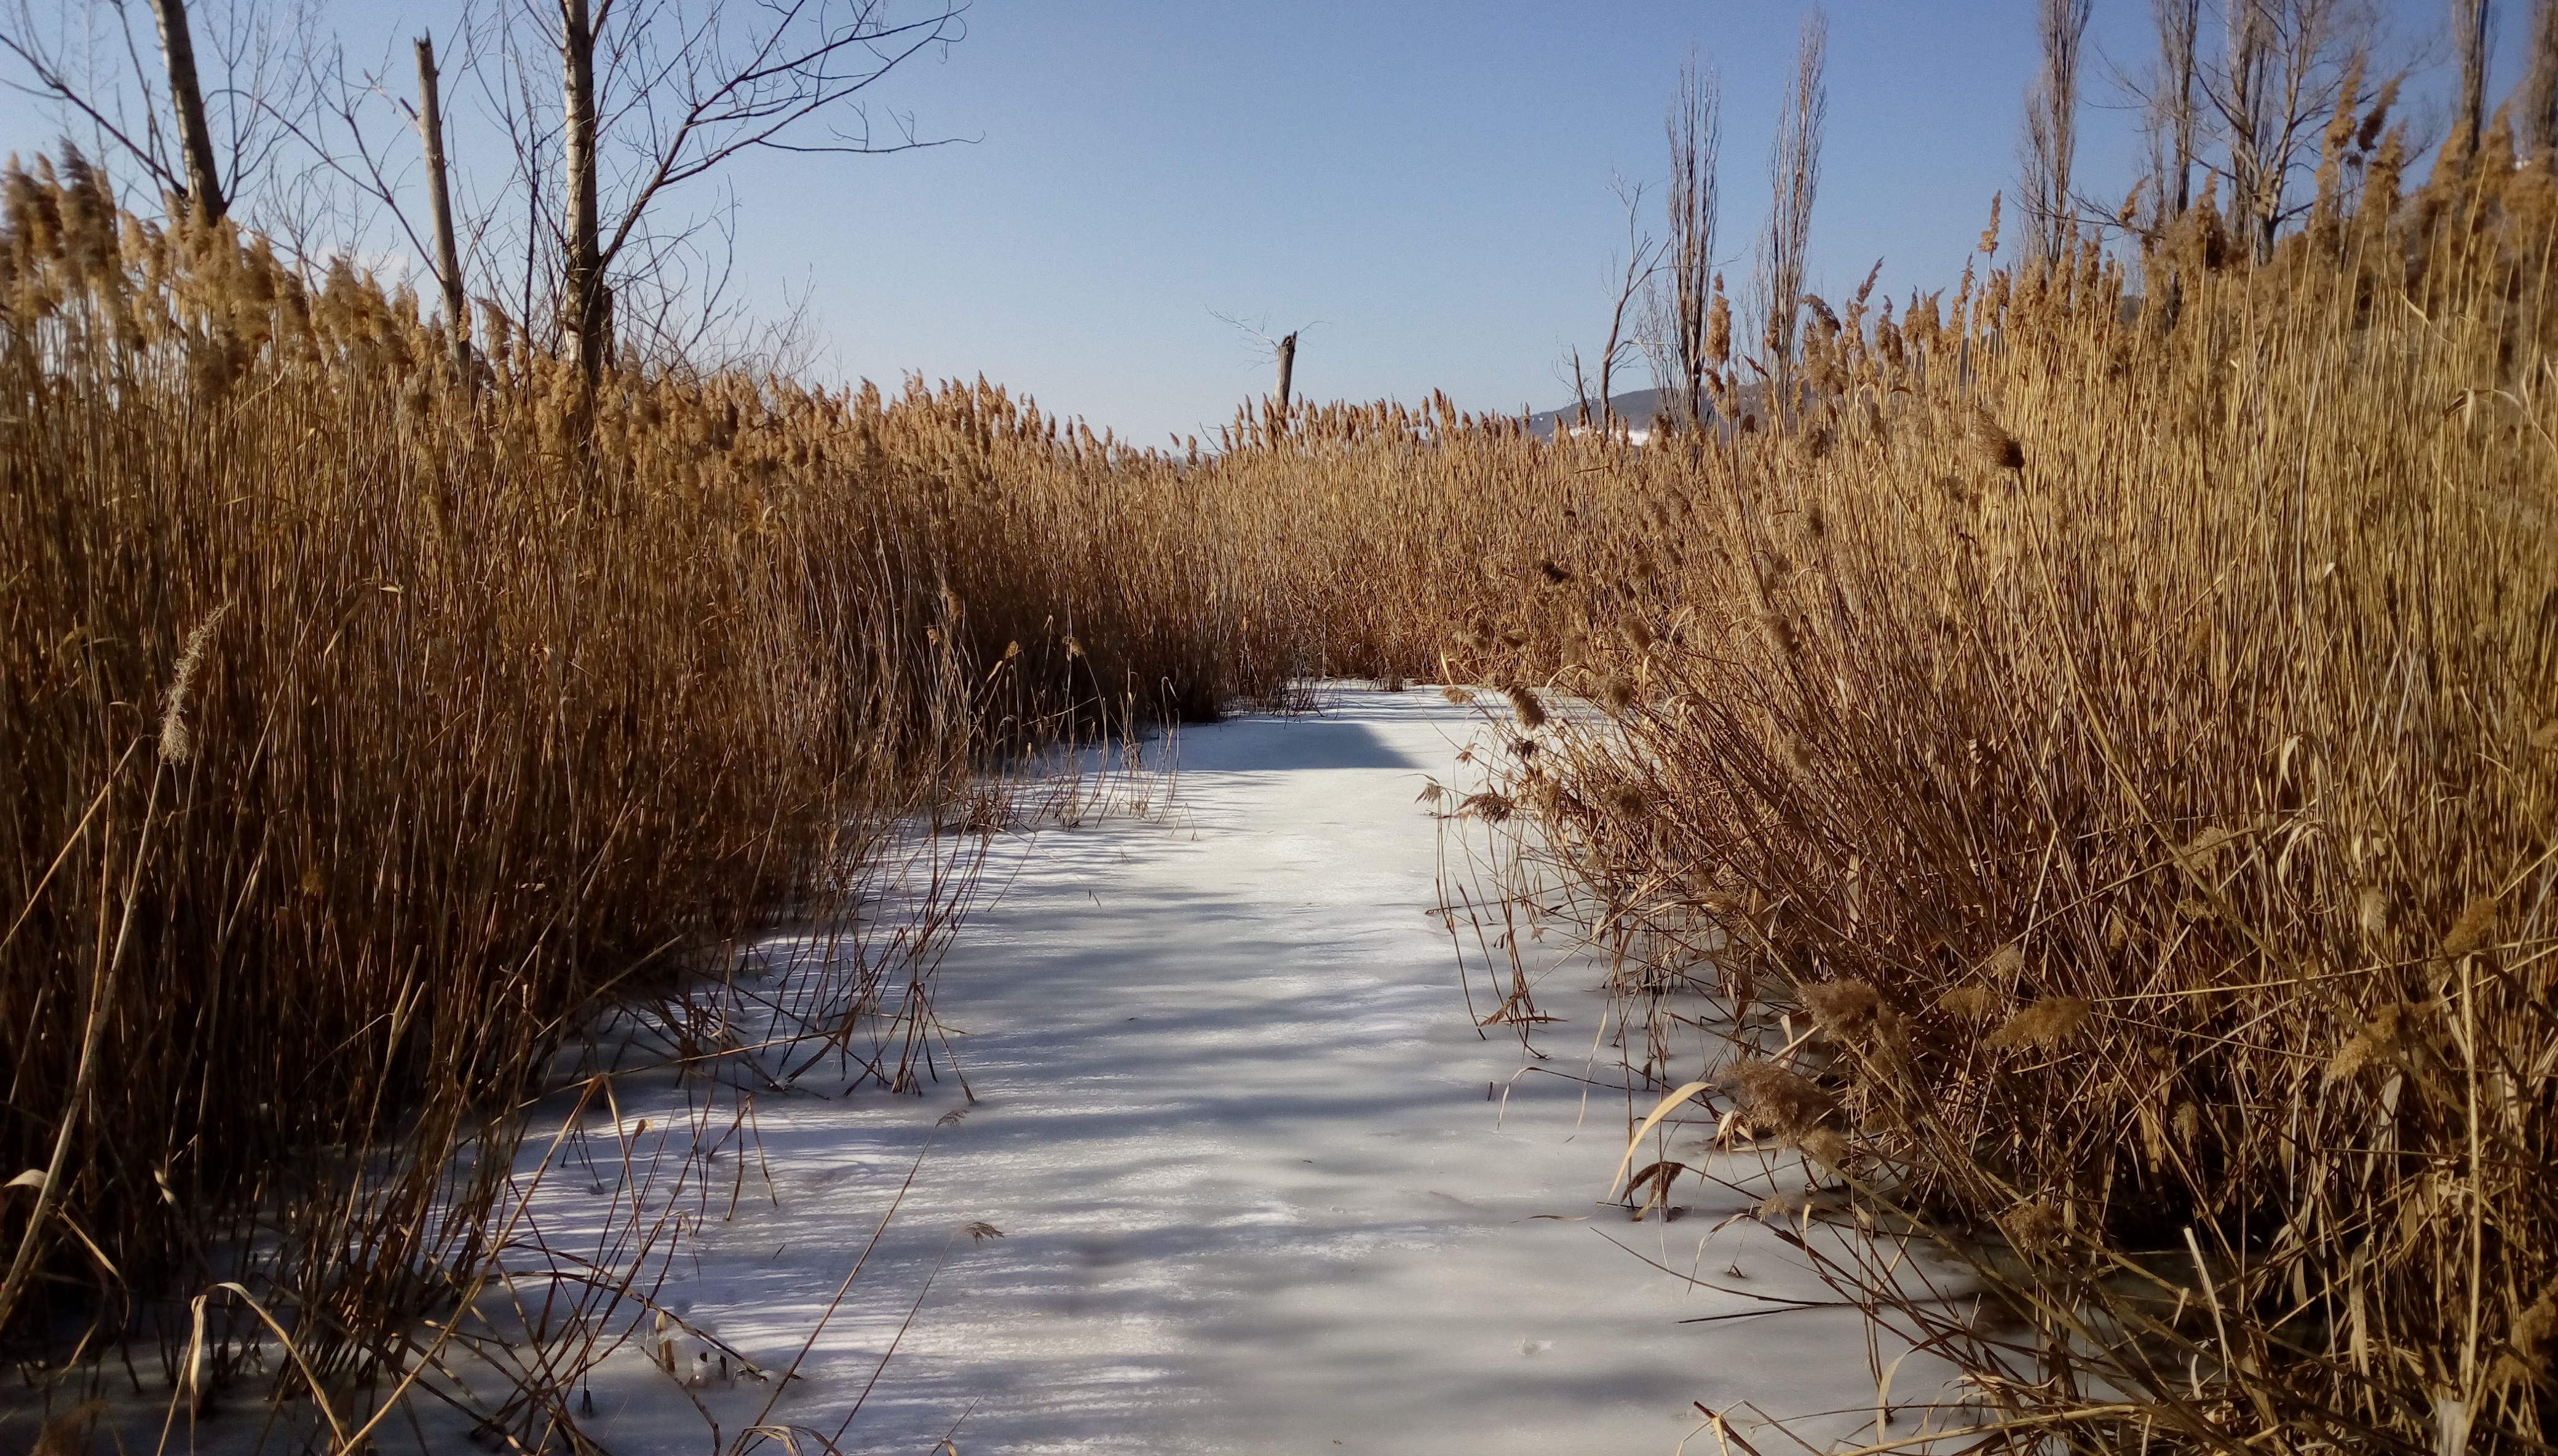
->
<box><xmin>90</xmin><ymin>687</ymin><xmax>1952</xmax><ymax>1455</ymax></box>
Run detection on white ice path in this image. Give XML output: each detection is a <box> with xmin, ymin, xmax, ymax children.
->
<box><xmin>457</xmin><ymin>687</ymin><xmax>1939</xmax><ymax>1454</ymax></box>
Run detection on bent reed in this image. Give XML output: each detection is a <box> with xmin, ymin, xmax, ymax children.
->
<box><xmin>0</xmin><ymin>154</ymin><xmax>1283</xmax><ymax>1442</ymax></box>
<box><xmin>1436</xmin><ymin>136</ymin><xmax>2558</xmax><ymax>1448</ymax></box>
<box><xmin>4</xmin><ymin>112</ymin><xmax>2554</xmax><ymax>1450</ymax></box>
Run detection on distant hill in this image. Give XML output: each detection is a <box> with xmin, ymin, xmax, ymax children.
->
<box><xmin>1523</xmin><ymin>388</ymin><xmax>1668</xmax><ymax>439</ymax></box>
<box><xmin>1524</xmin><ymin>384</ymin><xmax>1775</xmax><ymax>440</ymax></box>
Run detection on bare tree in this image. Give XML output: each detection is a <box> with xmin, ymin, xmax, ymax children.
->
<box><xmin>2198</xmin><ymin>0</ymin><xmax>2380</xmax><ymax>260</ymax></box>
<box><xmin>1558</xmin><ymin>344</ymin><xmax>1594</xmax><ymax>427</ymax></box>
<box><xmin>541</xmin><ymin>0</ymin><xmax>966</xmax><ymax>382</ymax></box>
<box><xmin>1598</xmin><ymin>175</ymin><xmax>1661</xmax><ymax>434</ymax></box>
<box><xmin>7</xmin><ymin>0</ymin><xmax>967</xmax><ymax>380</ymax></box>
<box><xmin>560</xmin><ymin>0</ymin><xmax>606</xmax><ymax>376</ymax></box>
<box><xmin>1751</xmin><ymin>8</ymin><xmax>1826</xmax><ymax>414</ymax></box>
<box><xmin>1656</xmin><ymin>49</ymin><xmax>1721</xmax><ymax>430</ymax></box>
<box><xmin>2021</xmin><ymin>0</ymin><xmax>2094</xmax><ymax>265</ymax></box>
<box><xmin>2450</xmin><ymin>0</ymin><xmax>2493</xmax><ymax>168</ymax></box>
<box><xmin>2</xmin><ymin>0</ymin><xmax>315</xmax><ymax>225</ymax></box>
<box><xmin>2151</xmin><ymin>0</ymin><xmax>2204</xmax><ymax>221</ymax></box>
<box><xmin>148</xmin><ymin>0</ymin><xmax>222</xmax><ymax>218</ymax></box>
<box><xmin>416</xmin><ymin>36</ymin><xmax>470</xmax><ymax>386</ymax></box>
<box><xmin>2524</xmin><ymin>0</ymin><xmax>2558</xmax><ymax>157</ymax></box>
<box><xmin>1210</xmin><ymin>310</ymin><xmax>1319</xmax><ymax>415</ymax></box>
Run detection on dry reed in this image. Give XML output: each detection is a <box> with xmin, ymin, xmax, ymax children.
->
<box><xmin>0</xmin><ymin>152</ymin><xmax>1281</xmax><ymax>1447</ymax></box>
<box><xmin>1428</xmin><ymin>130</ymin><xmax>2558</xmax><ymax>1451</ymax></box>
<box><xmin>5</xmin><ymin>101</ymin><xmax>2554</xmax><ymax>1452</ymax></box>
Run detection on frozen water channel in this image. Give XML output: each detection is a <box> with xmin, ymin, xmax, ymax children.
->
<box><xmin>446</xmin><ymin>688</ymin><xmax>1917</xmax><ymax>1454</ymax></box>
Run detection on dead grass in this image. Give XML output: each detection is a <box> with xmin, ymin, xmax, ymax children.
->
<box><xmin>1425</xmin><ymin>135</ymin><xmax>2558</xmax><ymax>1450</ymax></box>
<box><xmin>0</xmin><ymin>154</ymin><xmax>1275</xmax><ymax>1448</ymax></box>
<box><xmin>6</xmin><ymin>114</ymin><xmax>2555</xmax><ymax>1451</ymax></box>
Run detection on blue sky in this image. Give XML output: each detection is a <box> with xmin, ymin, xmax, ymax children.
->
<box><xmin>723</xmin><ymin>0</ymin><xmax>2163</xmax><ymax>441</ymax></box>
<box><xmin>0</xmin><ymin>2</ymin><xmax>2529</xmax><ymax>443</ymax></box>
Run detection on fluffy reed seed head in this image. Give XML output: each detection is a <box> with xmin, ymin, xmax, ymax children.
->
<box><xmin>2441</xmin><ymin>893</ymin><xmax>2500</xmax><ymax>959</ymax></box>
<box><xmin>1936</xmin><ymin>984</ymin><xmax>2007</xmax><ymax>1023</ymax></box>
<box><xmin>1969</xmin><ymin>407</ymin><xmax>2024</xmax><ymax>471</ymax></box>
<box><xmin>1504</xmin><ymin>685</ymin><xmax>1548</xmax><ymax>729</ymax></box>
<box><xmin>2322</xmin><ymin>1000</ymin><xmax>2444</xmax><ymax>1083</ymax></box>
<box><xmin>2358</xmin><ymin>885</ymin><xmax>2393</xmax><ymax>938</ymax></box>
<box><xmin>157</xmin><ymin>601</ymin><xmax>231</xmax><ymax>766</ymax></box>
<box><xmin>1986</xmin><ymin>996</ymin><xmax>2093</xmax><ymax>1051</ymax></box>
<box><xmin>1800</xmin><ymin>979</ymin><xmax>1885</xmax><ymax>1041</ymax></box>
<box><xmin>1721</xmin><ymin>1058</ymin><xmax>1837</xmax><ymax>1138</ymax></box>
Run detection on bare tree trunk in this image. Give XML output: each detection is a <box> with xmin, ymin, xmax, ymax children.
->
<box><xmin>146</xmin><ymin>0</ymin><xmax>224</xmax><ymax>223</ymax></box>
<box><xmin>562</xmin><ymin>0</ymin><xmax>608</xmax><ymax>382</ymax></box>
<box><xmin>2223</xmin><ymin>0</ymin><xmax>2280</xmax><ymax>261</ymax></box>
<box><xmin>1756</xmin><ymin>9</ymin><xmax>1826</xmax><ymax>416</ymax></box>
<box><xmin>416</xmin><ymin>37</ymin><xmax>471</xmax><ymax>390</ymax></box>
<box><xmin>1665</xmin><ymin>50</ymin><xmax>1720</xmax><ymax>430</ymax></box>
<box><xmin>1273</xmin><ymin>331</ymin><xmax>1296</xmax><ymax>407</ymax></box>
<box><xmin>2024</xmin><ymin>0</ymin><xmax>2093</xmax><ymax>265</ymax></box>
<box><xmin>1599</xmin><ymin>243</ymin><xmax>1652</xmax><ymax>432</ymax></box>
<box><xmin>2525</xmin><ymin>0</ymin><xmax>2558</xmax><ymax>158</ymax></box>
<box><xmin>2453</xmin><ymin>0</ymin><xmax>2493</xmax><ymax>168</ymax></box>
<box><xmin>2156</xmin><ymin>0</ymin><xmax>2201</xmax><ymax>217</ymax></box>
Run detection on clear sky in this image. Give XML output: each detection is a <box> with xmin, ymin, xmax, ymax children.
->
<box><xmin>0</xmin><ymin>2</ymin><xmax>2530</xmax><ymax>444</ymax></box>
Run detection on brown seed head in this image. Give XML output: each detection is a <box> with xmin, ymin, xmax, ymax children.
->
<box><xmin>1986</xmin><ymin>996</ymin><xmax>2093</xmax><ymax>1051</ymax></box>
<box><xmin>2356</xmin><ymin>885</ymin><xmax>2392</xmax><ymax>938</ymax></box>
<box><xmin>1504</xmin><ymin>685</ymin><xmax>1548</xmax><ymax>729</ymax></box>
<box><xmin>1796</xmin><ymin>1128</ymin><xmax>1852</xmax><ymax>1171</ymax></box>
<box><xmin>1721</xmin><ymin>1059</ymin><xmax>1837</xmax><ymax>1137</ymax></box>
<box><xmin>2171</xmin><ymin>1101</ymin><xmax>2201</xmax><ymax>1147</ymax></box>
<box><xmin>1936</xmin><ymin>984</ymin><xmax>2006</xmax><ymax>1024</ymax></box>
<box><xmin>1800</xmin><ymin>980</ymin><xmax>1884</xmax><ymax>1041</ymax></box>
<box><xmin>2000</xmin><ymin>1200</ymin><xmax>2067</xmax><ymax>1255</ymax></box>
<box><xmin>1969</xmin><ymin>408</ymin><xmax>2024</xmax><ymax>470</ymax></box>
<box><xmin>2321</xmin><ymin>999</ymin><xmax>2444</xmax><ymax>1083</ymax></box>
<box><xmin>2442</xmin><ymin>894</ymin><xmax>2500</xmax><ymax>959</ymax></box>
<box><xmin>159</xmin><ymin>601</ymin><xmax>231</xmax><ymax>766</ymax></box>
<box><xmin>1706</xmin><ymin>284</ymin><xmax>1732</xmax><ymax>368</ymax></box>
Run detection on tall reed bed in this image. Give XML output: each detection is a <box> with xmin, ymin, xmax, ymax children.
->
<box><xmin>0</xmin><ymin>154</ymin><xmax>1280</xmax><ymax>1430</ymax></box>
<box><xmin>7</xmin><ymin>116</ymin><xmax>2553</xmax><ymax>1450</ymax></box>
<box><xmin>1407</xmin><ymin>147</ymin><xmax>2558</xmax><ymax>1447</ymax></box>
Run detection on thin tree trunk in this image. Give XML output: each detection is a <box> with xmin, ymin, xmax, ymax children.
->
<box><xmin>2525</xmin><ymin>0</ymin><xmax>2558</xmax><ymax>158</ymax></box>
<box><xmin>146</xmin><ymin>0</ymin><xmax>224</xmax><ymax>223</ymax></box>
<box><xmin>2159</xmin><ymin>0</ymin><xmax>2200</xmax><ymax>215</ymax></box>
<box><xmin>1666</xmin><ymin>51</ymin><xmax>1719</xmax><ymax>430</ymax></box>
<box><xmin>562</xmin><ymin>0</ymin><xmax>608</xmax><ymax>382</ymax></box>
<box><xmin>416</xmin><ymin>37</ymin><xmax>471</xmax><ymax>390</ymax></box>
<box><xmin>1274</xmin><ymin>331</ymin><xmax>1296</xmax><ymax>408</ymax></box>
<box><xmin>2025</xmin><ymin>0</ymin><xmax>2092</xmax><ymax>266</ymax></box>
<box><xmin>1758</xmin><ymin>10</ymin><xmax>1826</xmax><ymax>417</ymax></box>
<box><xmin>2225</xmin><ymin>0</ymin><xmax>2278</xmax><ymax>262</ymax></box>
<box><xmin>2453</xmin><ymin>0</ymin><xmax>2492</xmax><ymax>168</ymax></box>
